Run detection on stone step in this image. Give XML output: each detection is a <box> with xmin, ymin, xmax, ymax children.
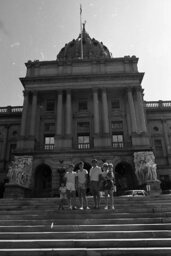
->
<box><xmin>1</xmin><ymin>238</ymin><xmax>171</xmax><ymax>249</ymax></box>
<box><xmin>1</xmin><ymin>230</ymin><xmax>171</xmax><ymax>239</ymax></box>
<box><xmin>1</xmin><ymin>223</ymin><xmax>171</xmax><ymax>232</ymax></box>
<box><xmin>0</xmin><ymin>247</ymin><xmax>171</xmax><ymax>256</ymax></box>
<box><xmin>0</xmin><ymin>211</ymin><xmax>171</xmax><ymax>219</ymax></box>
<box><xmin>0</xmin><ymin>217</ymin><xmax>170</xmax><ymax>225</ymax></box>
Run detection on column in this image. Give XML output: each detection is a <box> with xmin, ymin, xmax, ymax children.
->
<box><xmin>20</xmin><ymin>91</ymin><xmax>29</xmax><ymax>137</ymax></box>
<box><xmin>102</xmin><ymin>88</ymin><xmax>109</xmax><ymax>133</ymax></box>
<box><xmin>1</xmin><ymin>125</ymin><xmax>9</xmax><ymax>161</ymax></box>
<box><xmin>56</xmin><ymin>90</ymin><xmax>63</xmax><ymax>135</ymax></box>
<box><xmin>66</xmin><ymin>89</ymin><xmax>72</xmax><ymax>135</ymax></box>
<box><xmin>93</xmin><ymin>88</ymin><xmax>100</xmax><ymax>134</ymax></box>
<box><xmin>127</xmin><ymin>89</ymin><xmax>137</xmax><ymax>133</ymax></box>
<box><xmin>163</xmin><ymin>120</ymin><xmax>170</xmax><ymax>155</ymax></box>
<box><xmin>136</xmin><ymin>88</ymin><xmax>147</xmax><ymax>133</ymax></box>
<box><xmin>30</xmin><ymin>91</ymin><xmax>37</xmax><ymax>136</ymax></box>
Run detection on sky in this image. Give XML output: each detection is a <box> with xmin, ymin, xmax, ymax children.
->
<box><xmin>0</xmin><ymin>0</ymin><xmax>171</xmax><ymax>106</ymax></box>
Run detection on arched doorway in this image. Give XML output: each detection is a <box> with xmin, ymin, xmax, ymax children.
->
<box><xmin>115</xmin><ymin>162</ymin><xmax>138</xmax><ymax>193</ymax></box>
<box><xmin>34</xmin><ymin>164</ymin><xmax>52</xmax><ymax>197</ymax></box>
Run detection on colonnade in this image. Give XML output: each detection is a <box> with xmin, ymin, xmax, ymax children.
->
<box><xmin>20</xmin><ymin>86</ymin><xmax>147</xmax><ymax>139</ymax></box>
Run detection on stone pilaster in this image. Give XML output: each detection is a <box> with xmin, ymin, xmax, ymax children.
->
<box><xmin>66</xmin><ymin>89</ymin><xmax>72</xmax><ymax>135</ymax></box>
<box><xmin>136</xmin><ymin>87</ymin><xmax>147</xmax><ymax>133</ymax></box>
<box><xmin>30</xmin><ymin>91</ymin><xmax>37</xmax><ymax>136</ymax></box>
<box><xmin>127</xmin><ymin>88</ymin><xmax>137</xmax><ymax>133</ymax></box>
<box><xmin>93</xmin><ymin>88</ymin><xmax>100</xmax><ymax>134</ymax></box>
<box><xmin>20</xmin><ymin>91</ymin><xmax>29</xmax><ymax>137</ymax></box>
<box><xmin>56</xmin><ymin>90</ymin><xmax>63</xmax><ymax>136</ymax></box>
<box><xmin>102</xmin><ymin>88</ymin><xmax>109</xmax><ymax>134</ymax></box>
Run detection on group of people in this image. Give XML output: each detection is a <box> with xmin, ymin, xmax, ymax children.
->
<box><xmin>58</xmin><ymin>159</ymin><xmax>115</xmax><ymax>210</ymax></box>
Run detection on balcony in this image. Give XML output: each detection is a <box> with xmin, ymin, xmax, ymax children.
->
<box><xmin>145</xmin><ymin>101</ymin><xmax>171</xmax><ymax>110</ymax></box>
<box><xmin>35</xmin><ymin>143</ymin><xmax>55</xmax><ymax>151</ymax></box>
<box><xmin>0</xmin><ymin>106</ymin><xmax>23</xmax><ymax>114</ymax></box>
<box><xmin>78</xmin><ymin>143</ymin><xmax>90</xmax><ymax>149</ymax></box>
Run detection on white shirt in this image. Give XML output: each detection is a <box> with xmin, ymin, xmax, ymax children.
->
<box><xmin>64</xmin><ymin>171</ymin><xmax>77</xmax><ymax>185</ymax></box>
<box><xmin>77</xmin><ymin>169</ymin><xmax>88</xmax><ymax>184</ymax></box>
<box><xmin>89</xmin><ymin>166</ymin><xmax>102</xmax><ymax>181</ymax></box>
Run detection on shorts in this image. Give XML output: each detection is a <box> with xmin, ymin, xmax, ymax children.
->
<box><xmin>66</xmin><ymin>182</ymin><xmax>75</xmax><ymax>191</ymax></box>
<box><xmin>90</xmin><ymin>181</ymin><xmax>100</xmax><ymax>195</ymax></box>
<box><xmin>77</xmin><ymin>183</ymin><xmax>86</xmax><ymax>196</ymax></box>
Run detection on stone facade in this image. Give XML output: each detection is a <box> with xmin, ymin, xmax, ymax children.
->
<box><xmin>0</xmin><ymin>28</ymin><xmax>171</xmax><ymax>197</ymax></box>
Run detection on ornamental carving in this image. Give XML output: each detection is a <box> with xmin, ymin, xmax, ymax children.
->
<box><xmin>7</xmin><ymin>156</ymin><xmax>33</xmax><ymax>188</ymax></box>
<box><xmin>134</xmin><ymin>151</ymin><xmax>158</xmax><ymax>185</ymax></box>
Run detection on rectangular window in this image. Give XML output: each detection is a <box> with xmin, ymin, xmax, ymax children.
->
<box><xmin>111</xmin><ymin>121</ymin><xmax>123</xmax><ymax>130</ymax></box>
<box><xmin>46</xmin><ymin>100</ymin><xmax>55</xmax><ymax>112</ymax></box>
<box><xmin>111</xmin><ymin>99</ymin><xmax>120</xmax><ymax>110</ymax></box>
<box><xmin>112</xmin><ymin>134</ymin><xmax>124</xmax><ymax>148</ymax></box>
<box><xmin>77</xmin><ymin>122</ymin><xmax>90</xmax><ymax>132</ymax></box>
<box><xmin>44</xmin><ymin>136</ymin><xmax>55</xmax><ymax>150</ymax></box>
<box><xmin>44</xmin><ymin>123</ymin><xmax>55</xmax><ymax>132</ymax></box>
<box><xmin>154</xmin><ymin>139</ymin><xmax>163</xmax><ymax>156</ymax></box>
<box><xmin>78</xmin><ymin>100</ymin><xmax>88</xmax><ymax>112</ymax></box>
<box><xmin>77</xmin><ymin>134</ymin><xmax>90</xmax><ymax>149</ymax></box>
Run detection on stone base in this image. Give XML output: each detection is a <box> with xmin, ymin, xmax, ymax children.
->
<box><xmin>146</xmin><ymin>180</ymin><xmax>162</xmax><ymax>196</ymax></box>
<box><xmin>3</xmin><ymin>183</ymin><xmax>31</xmax><ymax>198</ymax></box>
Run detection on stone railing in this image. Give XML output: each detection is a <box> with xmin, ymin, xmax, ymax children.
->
<box><xmin>145</xmin><ymin>101</ymin><xmax>171</xmax><ymax>109</ymax></box>
<box><xmin>0</xmin><ymin>106</ymin><xmax>23</xmax><ymax>114</ymax></box>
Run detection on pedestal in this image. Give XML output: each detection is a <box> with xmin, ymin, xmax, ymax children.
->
<box><xmin>146</xmin><ymin>180</ymin><xmax>161</xmax><ymax>196</ymax></box>
<box><xmin>3</xmin><ymin>183</ymin><xmax>31</xmax><ymax>198</ymax></box>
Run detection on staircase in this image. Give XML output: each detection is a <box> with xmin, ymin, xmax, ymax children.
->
<box><xmin>0</xmin><ymin>195</ymin><xmax>171</xmax><ymax>255</ymax></box>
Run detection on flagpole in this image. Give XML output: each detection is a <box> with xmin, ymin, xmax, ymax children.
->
<box><xmin>80</xmin><ymin>4</ymin><xmax>83</xmax><ymax>59</ymax></box>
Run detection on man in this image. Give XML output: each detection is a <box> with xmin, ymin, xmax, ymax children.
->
<box><xmin>77</xmin><ymin>161</ymin><xmax>89</xmax><ymax>210</ymax></box>
<box><xmin>89</xmin><ymin>159</ymin><xmax>102</xmax><ymax>209</ymax></box>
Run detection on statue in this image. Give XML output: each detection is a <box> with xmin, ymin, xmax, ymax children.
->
<box><xmin>134</xmin><ymin>151</ymin><xmax>158</xmax><ymax>185</ymax></box>
<box><xmin>7</xmin><ymin>156</ymin><xmax>32</xmax><ymax>188</ymax></box>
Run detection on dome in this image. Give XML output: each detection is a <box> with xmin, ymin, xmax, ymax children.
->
<box><xmin>57</xmin><ymin>24</ymin><xmax>111</xmax><ymax>61</ymax></box>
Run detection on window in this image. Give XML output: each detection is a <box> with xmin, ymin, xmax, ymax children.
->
<box><xmin>78</xmin><ymin>100</ymin><xmax>88</xmax><ymax>112</ymax></box>
<box><xmin>111</xmin><ymin>99</ymin><xmax>120</xmax><ymax>110</ymax></box>
<box><xmin>44</xmin><ymin>123</ymin><xmax>55</xmax><ymax>132</ymax></box>
<box><xmin>44</xmin><ymin>136</ymin><xmax>55</xmax><ymax>150</ymax></box>
<box><xmin>154</xmin><ymin>139</ymin><xmax>163</xmax><ymax>156</ymax></box>
<box><xmin>77</xmin><ymin>122</ymin><xmax>90</xmax><ymax>132</ymax></box>
<box><xmin>77</xmin><ymin>134</ymin><xmax>90</xmax><ymax>149</ymax></box>
<box><xmin>153</xmin><ymin>126</ymin><xmax>159</xmax><ymax>132</ymax></box>
<box><xmin>112</xmin><ymin>134</ymin><xmax>124</xmax><ymax>148</ymax></box>
<box><xmin>112</xmin><ymin>121</ymin><xmax>123</xmax><ymax>130</ymax></box>
<box><xmin>46</xmin><ymin>100</ymin><xmax>55</xmax><ymax>112</ymax></box>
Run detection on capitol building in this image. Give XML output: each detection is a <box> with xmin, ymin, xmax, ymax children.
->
<box><xmin>0</xmin><ymin>25</ymin><xmax>171</xmax><ymax>197</ymax></box>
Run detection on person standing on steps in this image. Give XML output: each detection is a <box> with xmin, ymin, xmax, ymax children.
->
<box><xmin>64</xmin><ymin>164</ymin><xmax>77</xmax><ymax>210</ymax></box>
<box><xmin>58</xmin><ymin>182</ymin><xmax>67</xmax><ymax>210</ymax></box>
<box><xmin>77</xmin><ymin>161</ymin><xmax>90</xmax><ymax>210</ymax></box>
<box><xmin>102</xmin><ymin>163</ymin><xmax>115</xmax><ymax>210</ymax></box>
<box><xmin>89</xmin><ymin>159</ymin><xmax>102</xmax><ymax>209</ymax></box>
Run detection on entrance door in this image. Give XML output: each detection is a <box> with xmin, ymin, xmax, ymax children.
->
<box><xmin>34</xmin><ymin>164</ymin><xmax>52</xmax><ymax>197</ymax></box>
<box><xmin>115</xmin><ymin>162</ymin><xmax>138</xmax><ymax>192</ymax></box>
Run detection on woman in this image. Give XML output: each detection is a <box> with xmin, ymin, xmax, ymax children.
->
<box><xmin>102</xmin><ymin>163</ymin><xmax>115</xmax><ymax>210</ymax></box>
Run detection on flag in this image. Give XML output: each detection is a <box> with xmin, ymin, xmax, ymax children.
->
<box><xmin>80</xmin><ymin>4</ymin><xmax>82</xmax><ymax>15</ymax></box>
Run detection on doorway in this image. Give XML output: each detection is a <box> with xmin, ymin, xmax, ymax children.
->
<box><xmin>34</xmin><ymin>164</ymin><xmax>52</xmax><ymax>197</ymax></box>
<box><xmin>115</xmin><ymin>162</ymin><xmax>138</xmax><ymax>193</ymax></box>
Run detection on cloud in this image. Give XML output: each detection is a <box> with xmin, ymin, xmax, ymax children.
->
<box><xmin>0</xmin><ymin>20</ymin><xmax>8</xmax><ymax>36</ymax></box>
<box><xmin>10</xmin><ymin>42</ymin><xmax>21</xmax><ymax>48</ymax></box>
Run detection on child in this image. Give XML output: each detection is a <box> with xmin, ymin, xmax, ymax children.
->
<box><xmin>77</xmin><ymin>161</ymin><xmax>90</xmax><ymax>210</ymax></box>
<box><xmin>64</xmin><ymin>164</ymin><xmax>77</xmax><ymax>210</ymax></box>
<box><xmin>58</xmin><ymin>182</ymin><xmax>67</xmax><ymax>210</ymax></box>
